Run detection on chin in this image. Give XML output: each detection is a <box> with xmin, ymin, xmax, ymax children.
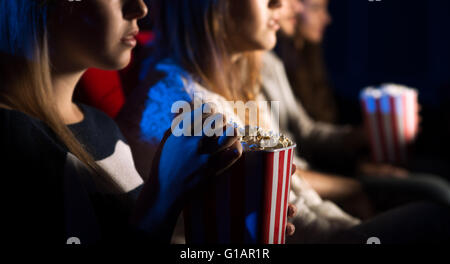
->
<box><xmin>263</xmin><ymin>37</ymin><xmax>277</xmax><ymax>51</ymax></box>
<box><xmin>264</xmin><ymin>42</ymin><xmax>277</xmax><ymax>51</ymax></box>
<box><xmin>117</xmin><ymin>59</ymin><xmax>132</xmax><ymax>70</ymax></box>
<box><xmin>280</xmin><ymin>26</ymin><xmax>296</xmax><ymax>38</ymax></box>
<box><xmin>253</xmin><ymin>34</ymin><xmax>276</xmax><ymax>51</ymax></box>
<box><xmin>309</xmin><ymin>36</ymin><xmax>323</xmax><ymax>44</ymax></box>
<box><xmin>107</xmin><ymin>53</ymin><xmax>132</xmax><ymax>70</ymax></box>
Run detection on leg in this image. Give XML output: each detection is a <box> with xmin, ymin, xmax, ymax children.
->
<box><xmin>326</xmin><ymin>202</ymin><xmax>450</xmax><ymax>244</ymax></box>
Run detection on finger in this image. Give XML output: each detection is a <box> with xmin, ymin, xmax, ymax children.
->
<box><xmin>206</xmin><ymin>139</ymin><xmax>243</xmax><ymax>176</ymax></box>
<box><xmin>200</xmin><ymin>125</ymin><xmax>240</xmax><ymax>154</ymax></box>
<box><xmin>286</xmin><ymin>223</ymin><xmax>295</xmax><ymax>236</ymax></box>
<box><xmin>393</xmin><ymin>167</ymin><xmax>409</xmax><ymax>179</ymax></box>
<box><xmin>291</xmin><ymin>164</ymin><xmax>297</xmax><ymax>176</ymax></box>
<box><xmin>287</xmin><ymin>203</ymin><xmax>297</xmax><ymax>218</ymax></box>
<box><xmin>216</xmin><ymin>125</ymin><xmax>240</xmax><ymax>151</ymax></box>
<box><xmin>148</xmin><ymin>128</ymin><xmax>173</xmax><ymax>180</ymax></box>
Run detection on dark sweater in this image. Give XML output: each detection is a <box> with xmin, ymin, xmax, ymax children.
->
<box><xmin>0</xmin><ymin>105</ymin><xmax>143</xmax><ymax>245</ymax></box>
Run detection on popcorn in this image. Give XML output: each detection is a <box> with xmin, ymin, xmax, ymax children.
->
<box><xmin>185</xmin><ymin>124</ymin><xmax>296</xmax><ymax>244</ymax></box>
<box><xmin>360</xmin><ymin>83</ymin><xmax>419</xmax><ymax>164</ymax></box>
<box><xmin>237</xmin><ymin>125</ymin><xmax>294</xmax><ymax>151</ymax></box>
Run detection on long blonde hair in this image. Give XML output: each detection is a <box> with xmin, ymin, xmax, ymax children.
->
<box><xmin>0</xmin><ymin>0</ymin><xmax>116</xmax><ymax>190</ymax></box>
<box><xmin>151</xmin><ymin>0</ymin><xmax>261</xmax><ymax>102</ymax></box>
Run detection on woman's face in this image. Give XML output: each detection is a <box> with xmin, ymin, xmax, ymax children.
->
<box><xmin>48</xmin><ymin>0</ymin><xmax>148</xmax><ymax>71</ymax></box>
<box><xmin>228</xmin><ymin>0</ymin><xmax>283</xmax><ymax>53</ymax></box>
<box><xmin>279</xmin><ymin>0</ymin><xmax>304</xmax><ymax>37</ymax></box>
<box><xmin>298</xmin><ymin>0</ymin><xmax>331</xmax><ymax>43</ymax></box>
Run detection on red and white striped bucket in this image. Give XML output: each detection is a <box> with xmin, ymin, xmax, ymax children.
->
<box><xmin>183</xmin><ymin>145</ymin><xmax>296</xmax><ymax>244</ymax></box>
<box><xmin>361</xmin><ymin>84</ymin><xmax>419</xmax><ymax>164</ymax></box>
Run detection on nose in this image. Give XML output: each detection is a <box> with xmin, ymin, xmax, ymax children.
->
<box><xmin>123</xmin><ymin>0</ymin><xmax>148</xmax><ymax>21</ymax></box>
<box><xmin>294</xmin><ymin>0</ymin><xmax>304</xmax><ymax>14</ymax></box>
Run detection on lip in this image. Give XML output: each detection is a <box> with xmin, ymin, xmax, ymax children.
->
<box><xmin>268</xmin><ymin>19</ymin><xmax>280</xmax><ymax>31</ymax></box>
<box><xmin>121</xmin><ymin>29</ymin><xmax>139</xmax><ymax>47</ymax></box>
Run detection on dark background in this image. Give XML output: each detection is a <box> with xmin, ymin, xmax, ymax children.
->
<box><xmin>325</xmin><ymin>0</ymin><xmax>449</xmax><ymax>175</ymax></box>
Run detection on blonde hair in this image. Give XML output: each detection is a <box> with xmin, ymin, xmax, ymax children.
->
<box><xmin>0</xmin><ymin>0</ymin><xmax>116</xmax><ymax>190</ymax></box>
<box><xmin>151</xmin><ymin>0</ymin><xmax>261</xmax><ymax>102</ymax></box>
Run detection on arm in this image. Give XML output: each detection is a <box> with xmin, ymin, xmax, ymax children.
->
<box><xmin>298</xmin><ymin>169</ymin><xmax>375</xmax><ymax>220</ymax></box>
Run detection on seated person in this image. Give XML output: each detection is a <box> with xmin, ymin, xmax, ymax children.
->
<box><xmin>263</xmin><ymin>0</ymin><xmax>450</xmax><ymax>215</ymax></box>
<box><xmin>0</xmin><ymin>0</ymin><xmax>249</xmax><ymax>244</ymax></box>
<box><xmin>118</xmin><ymin>0</ymin><xmax>450</xmax><ymax>243</ymax></box>
<box><xmin>117</xmin><ymin>0</ymin><xmax>361</xmax><ymax>244</ymax></box>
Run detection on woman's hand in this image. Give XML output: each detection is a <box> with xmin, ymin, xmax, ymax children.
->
<box><xmin>286</xmin><ymin>204</ymin><xmax>297</xmax><ymax>236</ymax></box>
<box><xmin>131</xmin><ymin>104</ymin><xmax>242</xmax><ymax>242</ymax></box>
<box><xmin>286</xmin><ymin>164</ymin><xmax>297</xmax><ymax>237</ymax></box>
<box><xmin>357</xmin><ymin>161</ymin><xmax>409</xmax><ymax>179</ymax></box>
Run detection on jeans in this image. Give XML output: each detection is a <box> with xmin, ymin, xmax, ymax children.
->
<box><xmin>360</xmin><ymin>173</ymin><xmax>450</xmax><ymax>209</ymax></box>
<box><xmin>327</xmin><ymin>201</ymin><xmax>450</xmax><ymax>244</ymax></box>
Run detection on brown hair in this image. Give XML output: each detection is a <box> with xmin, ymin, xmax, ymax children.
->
<box><xmin>275</xmin><ymin>30</ymin><xmax>338</xmax><ymax>123</ymax></box>
<box><xmin>150</xmin><ymin>0</ymin><xmax>261</xmax><ymax>102</ymax></box>
<box><xmin>0</xmin><ymin>0</ymin><xmax>117</xmax><ymax>191</ymax></box>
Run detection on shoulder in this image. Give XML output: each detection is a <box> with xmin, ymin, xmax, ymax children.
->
<box><xmin>261</xmin><ymin>52</ymin><xmax>287</xmax><ymax>90</ymax></box>
<box><xmin>71</xmin><ymin>104</ymin><xmax>128</xmax><ymax>159</ymax></box>
<box><xmin>0</xmin><ymin>108</ymin><xmax>66</xmax><ymax>154</ymax></box>
<box><xmin>0</xmin><ymin>107</ymin><xmax>42</xmax><ymax>130</ymax></box>
<box><xmin>79</xmin><ymin>104</ymin><xmax>119</xmax><ymax>128</ymax></box>
<box><xmin>0</xmin><ymin>109</ymin><xmax>103</xmax><ymax>244</ymax></box>
<box><xmin>150</xmin><ymin>60</ymin><xmax>234</xmax><ymax>108</ymax></box>
<box><xmin>260</xmin><ymin>51</ymin><xmax>292</xmax><ymax>98</ymax></box>
<box><xmin>147</xmin><ymin>60</ymin><xmax>198</xmax><ymax>103</ymax></box>
<box><xmin>0</xmin><ymin>108</ymin><xmax>68</xmax><ymax>185</ymax></box>
<box><xmin>137</xmin><ymin>60</ymin><xmax>212</xmax><ymax>141</ymax></box>
<box><xmin>76</xmin><ymin>104</ymin><xmax>124</xmax><ymax>139</ymax></box>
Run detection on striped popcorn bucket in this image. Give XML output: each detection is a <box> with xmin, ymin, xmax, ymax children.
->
<box><xmin>361</xmin><ymin>84</ymin><xmax>419</xmax><ymax>164</ymax></box>
<box><xmin>183</xmin><ymin>145</ymin><xmax>296</xmax><ymax>244</ymax></box>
